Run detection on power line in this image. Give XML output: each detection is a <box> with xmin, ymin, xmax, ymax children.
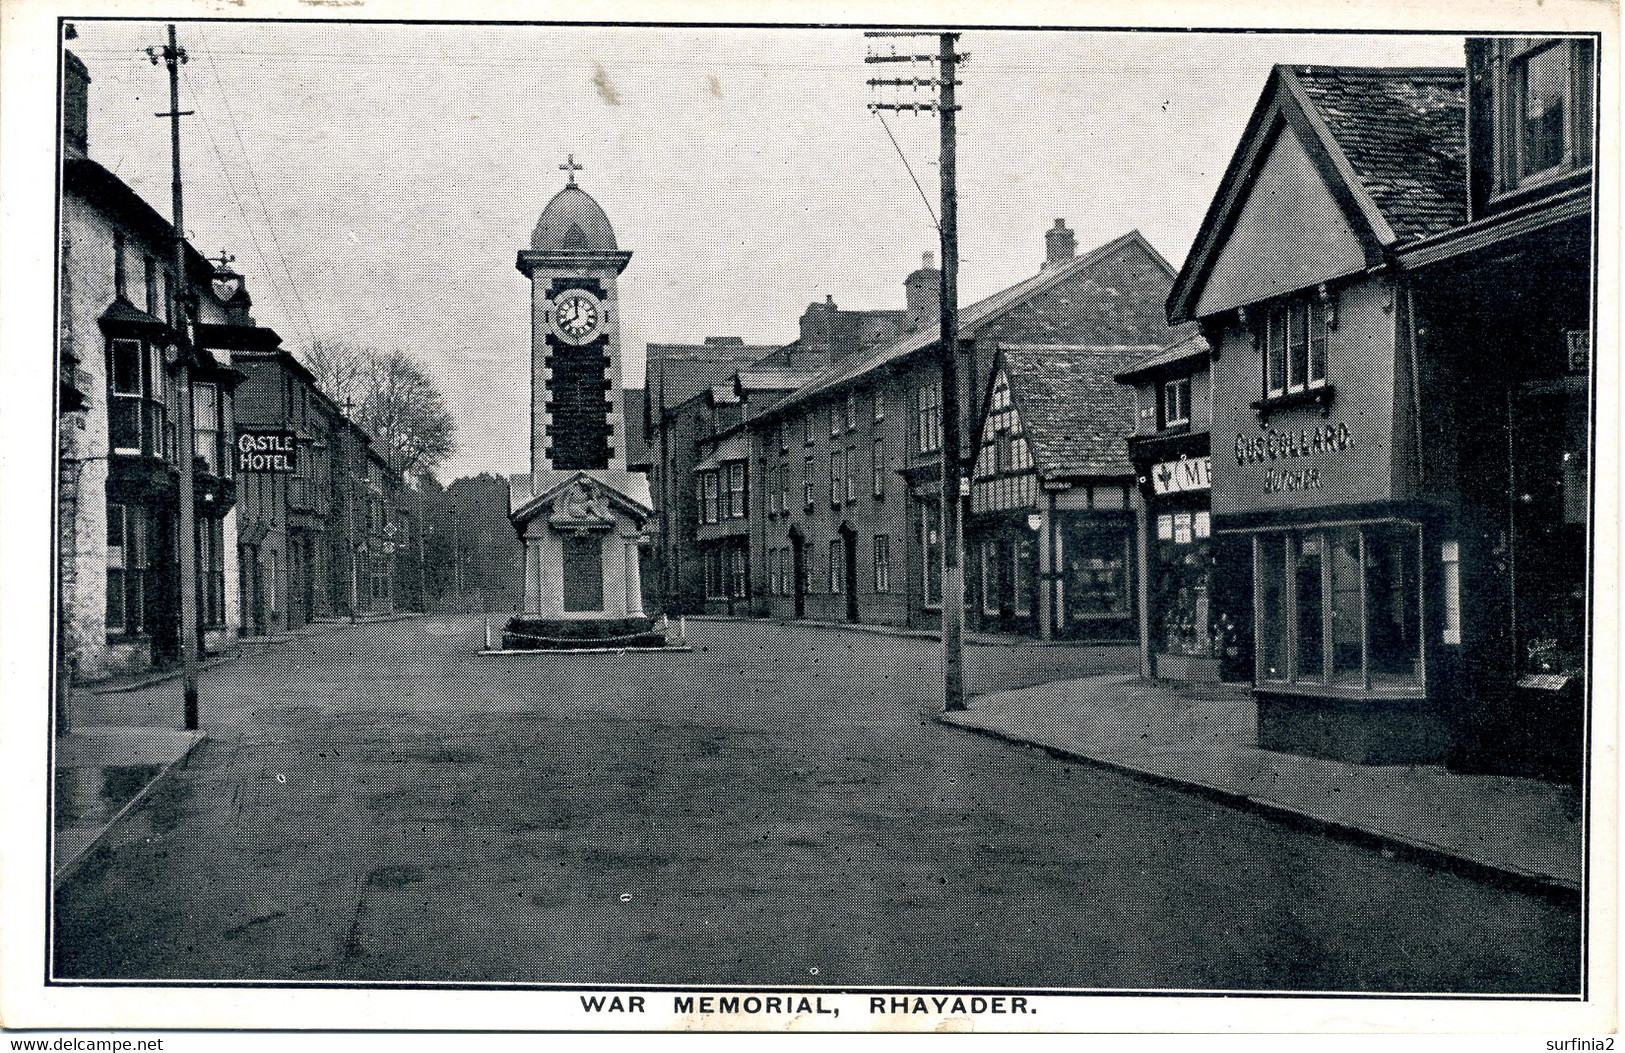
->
<box><xmin>180</xmin><ymin>63</ymin><xmax>309</xmax><ymax>349</ymax></box>
<box><xmin>191</xmin><ymin>24</ymin><xmax>321</xmax><ymax>350</ymax></box>
<box><xmin>871</xmin><ymin>110</ymin><xmax>938</xmax><ymax>231</ymax></box>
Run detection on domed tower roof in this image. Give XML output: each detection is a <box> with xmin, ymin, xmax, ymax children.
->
<box><xmin>531</xmin><ymin>184</ymin><xmax>618</xmax><ymax>254</ymax></box>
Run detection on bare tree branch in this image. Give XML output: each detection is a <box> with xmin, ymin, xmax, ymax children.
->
<box><xmin>297</xmin><ymin>340</ymin><xmax>457</xmax><ymax>478</ymax></box>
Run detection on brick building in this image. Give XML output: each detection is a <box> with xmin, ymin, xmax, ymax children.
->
<box><xmin>644</xmin><ymin>337</ymin><xmax>779</xmax><ymax>614</ymax></box>
<box><xmin>747</xmin><ymin>225</ymin><xmax>1187</xmax><ymax>631</ymax></box>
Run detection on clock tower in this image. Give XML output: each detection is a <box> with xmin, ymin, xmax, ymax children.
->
<box><xmin>505</xmin><ymin>157</ymin><xmax>658</xmax><ymax>646</ymax></box>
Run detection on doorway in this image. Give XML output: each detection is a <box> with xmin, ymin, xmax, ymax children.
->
<box><xmin>842</xmin><ymin>527</ymin><xmax>859</xmax><ymax>623</ymax></box>
<box><xmin>790</xmin><ymin>530</ymin><xmax>805</xmax><ymax>619</ymax></box>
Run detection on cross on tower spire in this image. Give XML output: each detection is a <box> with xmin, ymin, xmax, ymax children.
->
<box><xmin>560</xmin><ymin>152</ymin><xmax>583</xmax><ymax>185</ymax></box>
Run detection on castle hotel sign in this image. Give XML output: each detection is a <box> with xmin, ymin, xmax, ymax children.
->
<box><xmin>236</xmin><ymin>429</ymin><xmax>298</xmax><ymax>474</ymax></box>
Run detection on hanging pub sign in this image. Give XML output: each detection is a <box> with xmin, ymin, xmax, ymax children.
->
<box><xmin>236</xmin><ymin>429</ymin><xmax>298</xmax><ymax>474</ymax></box>
<box><xmin>1151</xmin><ymin>455</ymin><xmax>1212</xmax><ymax>495</ymax></box>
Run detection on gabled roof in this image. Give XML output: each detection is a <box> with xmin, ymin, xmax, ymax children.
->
<box><xmin>994</xmin><ymin>343</ymin><xmax>1157</xmax><ymax>479</ymax></box>
<box><xmin>1114</xmin><ymin>330</ymin><xmax>1211</xmax><ymax>383</ymax></box>
<box><xmin>1169</xmin><ymin>64</ymin><xmax>1465</xmax><ymax>324</ymax></box>
<box><xmin>768</xmin><ymin>230</ymin><xmax>1174</xmax><ymax>417</ymax></box>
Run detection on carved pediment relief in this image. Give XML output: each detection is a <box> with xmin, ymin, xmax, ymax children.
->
<box><xmin>548</xmin><ymin>478</ymin><xmax>616</xmax><ymax>533</ymax></box>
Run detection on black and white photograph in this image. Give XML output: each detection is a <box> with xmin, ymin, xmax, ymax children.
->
<box><xmin>0</xmin><ymin>0</ymin><xmax>1615</xmax><ymax>1036</ymax></box>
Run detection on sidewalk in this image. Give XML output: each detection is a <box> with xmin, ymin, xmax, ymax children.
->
<box><xmin>55</xmin><ymin>611</ymin><xmax>417</xmax><ymax>887</ymax></box>
<box><xmin>53</xmin><ymin>725</ymin><xmax>205</xmax><ymax>887</ymax></box>
<box><xmin>941</xmin><ymin>673</ymin><xmax>1583</xmax><ymax>897</ymax></box>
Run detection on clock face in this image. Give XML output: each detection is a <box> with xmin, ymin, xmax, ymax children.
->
<box><xmin>552</xmin><ymin>291</ymin><xmax>603</xmax><ymax>343</ymax></box>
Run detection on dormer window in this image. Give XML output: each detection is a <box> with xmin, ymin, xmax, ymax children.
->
<box><xmin>1493</xmin><ymin>38</ymin><xmax>1594</xmax><ymax>196</ymax></box>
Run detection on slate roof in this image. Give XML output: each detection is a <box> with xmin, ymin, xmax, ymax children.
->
<box><xmin>999</xmin><ymin>344</ymin><xmax>1159</xmax><ymax>479</ymax></box>
<box><xmin>1169</xmin><ymin>63</ymin><xmax>1467</xmax><ymax>324</ymax></box>
<box><xmin>1114</xmin><ymin>329</ymin><xmax>1210</xmax><ymax>382</ymax></box>
<box><xmin>1290</xmin><ymin>66</ymin><xmax>1467</xmax><ymax>242</ymax></box>
<box><xmin>735</xmin><ymin>368</ymin><xmax>823</xmax><ymax>392</ymax></box>
<box><xmin>646</xmin><ymin>341</ymin><xmax>781</xmax><ymax>418</ymax></box>
<box><xmin>771</xmin><ymin>231</ymin><xmax>1168</xmax><ymax>416</ymax></box>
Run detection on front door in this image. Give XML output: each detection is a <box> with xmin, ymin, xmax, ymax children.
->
<box><xmin>791</xmin><ymin>539</ymin><xmax>806</xmax><ymax>619</ymax></box>
<box><xmin>243</xmin><ymin>547</ymin><xmax>264</xmax><ymax>636</ymax></box>
<box><xmin>843</xmin><ymin>530</ymin><xmax>859</xmax><ymax>623</ymax></box>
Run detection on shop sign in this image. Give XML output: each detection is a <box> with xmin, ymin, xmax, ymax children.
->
<box><xmin>236</xmin><ymin>429</ymin><xmax>298</xmax><ymax>474</ymax></box>
<box><xmin>1567</xmin><ymin>329</ymin><xmax>1590</xmax><ymax>373</ymax></box>
<box><xmin>1233</xmin><ymin>421</ymin><xmax>1356</xmax><ymax>497</ymax></box>
<box><xmin>1151</xmin><ymin>455</ymin><xmax>1211</xmax><ymax>495</ymax></box>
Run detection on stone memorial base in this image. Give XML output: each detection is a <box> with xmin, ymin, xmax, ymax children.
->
<box><xmin>500</xmin><ymin>614</ymin><xmax>669</xmax><ymax>651</ymax></box>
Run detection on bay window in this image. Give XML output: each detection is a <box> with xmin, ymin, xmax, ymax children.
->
<box><xmin>193</xmin><ymin>382</ymin><xmax>221</xmax><ymax>474</ymax></box>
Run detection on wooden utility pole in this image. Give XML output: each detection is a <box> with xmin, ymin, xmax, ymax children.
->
<box><xmin>149</xmin><ymin>24</ymin><xmax>201</xmax><ymax>730</ymax></box>
<box><xmin>866</xmin><ymin>30</ymin><xmax>967</xmax><ymax>711</ymax></box>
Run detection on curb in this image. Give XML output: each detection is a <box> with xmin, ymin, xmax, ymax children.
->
<box><xmin>939</xmin><ymin>715</ymin><xmax>1581</xmax><ymax>905</ymax></box>
<box><xmin>85</xmin><ymin>652</ymin><xmax>242</xmax><ymax>695</ymax></box>
<box><xmin>52</xmin><ymin>732</ymin><xmax>207</xmax><ymax>890</ymax></box>
<box><xmin>686</xmin><ymin>614</ymin><xmax>1133</xmax><ymax>649</ymax></box>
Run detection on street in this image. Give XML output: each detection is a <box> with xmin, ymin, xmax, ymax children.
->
<box><xmin>54</xmin><ymin>616</ymin><xmax>1580</xmax><ymax>992</ymax></box>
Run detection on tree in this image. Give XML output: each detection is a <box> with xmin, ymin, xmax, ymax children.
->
<box><xmin>301</xmin><ymin>339</ymin><xmax>457</xmax><ymax>478</ymax></box>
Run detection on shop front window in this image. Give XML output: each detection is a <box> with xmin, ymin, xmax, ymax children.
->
<box><xmin>1064</xmin><ymin>527</ymin><xmax>1130</xmax><ymax>621</ymax></box>
<box><xmin>1329</xmin><ymin>527</ymin><xmax>1364</xmax><ymax>685</ymax></box>
<box><xmin>1511</xmin><ymin>376</ymin><xmax>1588</xmax><ymax>680</ymax></box>
<box><xmin>1254</xmin><ymin>523</ymin><xmax>1421</xmax><ymax>690</ymax></box>
<box><xmin>1154</xmin><ymin>528</ymin><xmax>1214</xmax><ymax>657</ymax></box>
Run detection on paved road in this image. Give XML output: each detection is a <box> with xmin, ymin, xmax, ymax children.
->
<box><xmin>54</xmin><ymin>616</ymin><xmax>1580</xmax><ymax>992</ymax></box>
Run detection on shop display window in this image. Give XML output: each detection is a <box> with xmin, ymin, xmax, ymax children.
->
<box><xmin>1154</xmin><ymin>532</ymin><xmax>1215</xmax><ymax>657</ymax></box>
<box><xmin>1063</xmin><ymin>528</ymin><xmax>1130</xmax><ymax>620</ymax></box>
<box><xmin>1254</xmin><ymin>522</ymin><xmax>1423</xmax><ymax>690</ymax></box>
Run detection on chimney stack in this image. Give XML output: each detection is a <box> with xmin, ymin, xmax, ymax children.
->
<box><xmin>63</xmin><ymin>50</ymin><xmax>91</xmax><ymax>159</ymax></box>
<box><xmin>904</xmin><ymin>251</ymin><xmax>942</xmax><ymax>331</ymax></box>
<box><xmin>1045</xmin><ymin>218</ymin><xmax>1076</xmax><ymax>267</ymax></box>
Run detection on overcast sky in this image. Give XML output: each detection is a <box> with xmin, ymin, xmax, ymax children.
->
<box><xmin>70</xmin><ymin>22</ymin><xmax>1465</xmax><ymax>480</ymax></box>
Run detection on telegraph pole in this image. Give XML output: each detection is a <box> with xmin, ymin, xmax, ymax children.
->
<box><xmin>149</xmin><ymin>25</ymin><xmax>201</xmax><ymax>730</ymax></box>
<box><xmin>866</xmin><ymin>30</ymin><xmax>967</xmax><ymax>711</ymax></box>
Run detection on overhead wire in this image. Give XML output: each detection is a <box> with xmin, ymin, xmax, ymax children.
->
<box><xmin>191</xmin><ymin>24</ymin><xmax>321</xmax><ymax>352</ymax></box>
<box><xmin>180</xmin><ymin>62</ymin><xmax>311</xmax><ymax>351</ymax></box>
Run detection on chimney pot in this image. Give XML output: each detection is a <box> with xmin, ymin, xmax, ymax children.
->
<box><xmin>923</xmin><ymin>251</ymin><xmax>935</xmax><ymax>270</ymax></box>
<box><xmin>1045</xmin><ymin>218</ymin><xmax>1076</xmax><ymax>266</ymax></box>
